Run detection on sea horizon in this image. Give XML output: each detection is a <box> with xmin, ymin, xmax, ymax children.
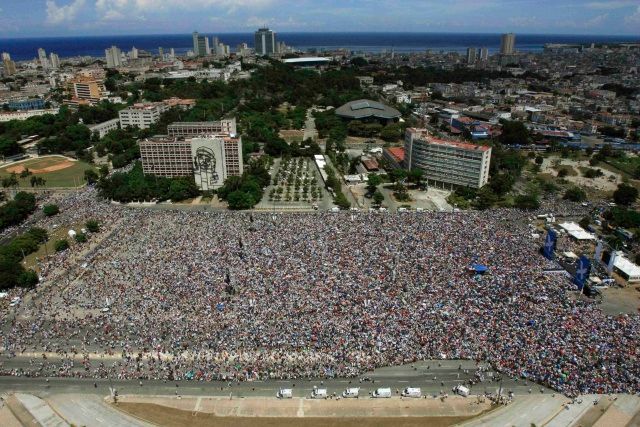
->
<box><xmin>1</xmin><ymin>31</ymin><xmax>638</xmax><ymax>61</ymax></box>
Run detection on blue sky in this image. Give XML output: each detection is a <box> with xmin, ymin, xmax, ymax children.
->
<box><xmin>0</xmin><ymin>0</ymin><xmax>639</xmax><ymax>37</ymax></box>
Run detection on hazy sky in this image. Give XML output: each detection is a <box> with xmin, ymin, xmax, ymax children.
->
<box><xmin>0</xmin><ymin>0</ymin><xmax>639</xmax><ymax>37</ymax></box>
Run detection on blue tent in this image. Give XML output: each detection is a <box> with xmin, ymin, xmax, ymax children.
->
<box><xmin>472</xmin><ymin>264</ymin><xmax>489</xmax><ymax>274</ymax></box>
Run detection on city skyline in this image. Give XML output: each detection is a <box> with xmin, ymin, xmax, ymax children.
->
<box><xmin>0</xmin><ymin>0</ymin><xmax>639</xmax><ymax>38</ymax></box>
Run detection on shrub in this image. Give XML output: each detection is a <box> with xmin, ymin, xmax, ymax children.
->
<box><xmin>85</xmin><ymin>219</ymin><xmax>100</xmax><ymax>233</ymax></box>
<box><xmin>563</xmin><ymin>187</ymin><xmax>587</xmax><ymax>202</ymax></box>
<box><xmin>74</xmin><ymin>233</ymin><xmax>87</xmax><ymax>243</ymax></box>
<box><xmin>42</xmin><ymin>204</ymin><xmax>60</xmax><ymax>217</ymax></box>
<box><xmin>54</xmin><ymin>239</ymin><xmax>69</xmax><ymax>252</ymax></box>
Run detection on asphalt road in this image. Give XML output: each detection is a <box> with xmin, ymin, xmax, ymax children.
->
<box><xmin>0</xmin><ymin>360</ymin><xmax>552</xmax><ymax>399</ymax></box>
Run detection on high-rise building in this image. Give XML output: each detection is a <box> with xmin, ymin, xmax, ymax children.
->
<box><xmin>466</xmin><ymin>47</ymin><xmax>477</xmax><ymax>64</ymax></box>
<box><xmin>38</xmin><ymin>48</ymin><xmax>49</xmax><ymax>68</ymax></box>
<box><xmin>169</xmin><ymin>48</ymin><xmax>175</xmax><ymax>60</ymax></box>
<box><xmin>404</xmin><ymin>128</ymin><xmax>491</xmax><ymax>189</ymax></box>
<box><xmin>105</xmin><ymin>46</ymin><xmax>122</xmax><ymax>68</ymax></box>
<box><xmin>479</xmin><ymin>47</ymin><xmax>489</xmax><ymax>61</ymax></box>
<box><xmin>2</xmin><ymin>58</ymin><xmax>17</xmax><ymax>76</ymax></box>
<box><xmin>158</xmin><ymin>47</ymin><xmax>164</xmax><ymax>58</ymax></box>
<box><xmin>500</xmin><ymin>33</ymin><xmax>516</xmax><ymax>55</ymax></box>
<box><xmin>254</xmin><ymin>27</ymin><xmax>276</xmax><ymax>56</ymax></box>
<box><xmin>192</xmin><ymin>32</ymin><xmax>210</xmax><ymax>56</ymax></box>
<box><xmin>130</xmin><ymin>46</ymin><xmax>139</xmax><ymax>59</ymax></box>
<box><xmin>50</xmin><ymin>53</ymin><xmax>60</xmax><ymax>69</ymax></box>
<box><xmin>1</xmin><ymin>52</ymin><xmax>10</xmax><ymax>61</ymax></box>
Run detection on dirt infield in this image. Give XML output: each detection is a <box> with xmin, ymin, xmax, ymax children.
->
<box><xmin>115</xmin><ymin>402</ymin><xmax>485</xmax><ymax>427</ymax></box>
<box><xmin>6</xmin><ymin>160</ymin><xmax>74</xmax><ymax>175</ymax></box>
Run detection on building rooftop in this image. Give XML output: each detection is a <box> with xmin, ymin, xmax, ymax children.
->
<box><xmin>335</xmin><ymin>99</ymin><xmax>401</xmax><ymax>120</ymax></box>
<box><xmin>385</xmin><ymin>147</ymin><xmax>405</xmax><ymax>162</ymax></box>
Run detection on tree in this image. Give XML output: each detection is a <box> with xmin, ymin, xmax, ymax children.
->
<box><xmin>84</xmin><ymin>169</ymin><xmax>99</xmax><ymax>184</ymax></box>
<box><xmin>54</xmin><ymin>239</ymin><xmax>69</xmax><ymax>252</ymax></box>
<box><xmin>583</xmin><ymin>168</ymin><xmax>603</xmax><ymax>179</ymax></box>
<box><xmin>407</xmin><ymin>169</ymin><xmax>424</xmax><ymax>187</ymax></box>
<box><xmin>535</xmin><ymin>155</ymin><xmax>544</xmax><ymax>165</ymax></box>
<box><xmin>514</xmin><ymin>193</ymin><xmax>540</xmax><ymax>210</ymax></box>
<box><xmin>366</xmin><ymin>174</ymin><xmax>382</xmax><ymax>194</ymax></box>
<box><xmin>489</xmin><ymin>173</ymin><xmax>515</xmax><ymax>196</ymax></box>
<box><xmin>579</xmin><ymin>216</ymin><xmax>591</xmax><ymax>230</ymax></box>
<box><xmin>226</xmin><ymin>191</ymin><xmax>256</xmax><ymax>210</ymax></box>
<box><xmin>42</xmin><ymin>204</ymin><xmax>60</xmax><ymax>217</ymax></box>
<box><xmin>19</xmin><ymin>168</ymin><xmax>32</xmax><ymax>178</ymax></box>
<box><xmin>2</xmin><ymin>173</ymin><xmax>18</xmax><ymax>189</ymax></box>
<box><xmin>16</xmin><ymin>270</ymin><xmax>39</xmax><ymax>288</ymax></box>
<box><xmin>85</xmin><ymin>219</ymin><xmax>100</xmax><ymax>233</ymax></box>
<box><xmin>373</xmin><ymin>189</ymin><xmax>384</xmax><ymax>206</ymax></box>
<box><xmin>563</xmin><ymin>187</ymin><xmax>587</xmax><ymax>202</ymax></box>
<box><xmin>613</xmin><ymin>184</ymin><xmax>638</xmax><ymax>206</ymax></box>
<box><xmin>74</xmin><ymin>232</ymin><xmax>87</xmax><ymax>243</ymax></box>
<box><xmin>334</xmin><ymin>191</ymin><xmax>351</xmax><ymax>210</ymax></box>
<box><xmin>499</xmin><ymin>120</ymin><xmax>530</xmax><ymax>145</ymax></box>
<box><xmin>30</xmin><ymin>176</ymin><xmax>46</xmax><ymax>187</ymax></box>
<box><xmin>475</xmin><ymin>187</ymin><xmax>498</xmax><ymax>210</ymax></box>
<box><xmin>557</xmin><ymin>168</ymin><xmax>569</xmax><ymax>178</ymax></box>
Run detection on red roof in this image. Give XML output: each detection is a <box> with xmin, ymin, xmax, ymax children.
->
<box><xmin>386</xmin><ymin>147</ymin><xmax>405</xmax><ymax>162</ymax></box>
<box><xmin>361</xmin><ymin>158</ymin><xmax>379</xmax><ymax>171</ymax></box>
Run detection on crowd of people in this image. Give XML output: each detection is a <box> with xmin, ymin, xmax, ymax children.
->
<box><xmin>0</xmin><ymin>190</ymin><xmax>638</xmax><ymax>398</ymax></box>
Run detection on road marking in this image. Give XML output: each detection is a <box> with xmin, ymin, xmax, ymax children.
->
<box><xmin>194</xmin><ymin>396</ymin><xmax>202</xmax><ymax>412</ymax></box>
<box><xmin>398</xmin><ymin>381</ymin><xmax>409</xmax><ymax>383</ymax></box>
<box><xmin>297</xmin><ymin>398</ymin><xmax>304</xmax><ymax>417</ymax></box>
<box><xmin>96</xmin><ymin>417</ymin><xmax>104</xmax><ymax>423</ymax></box>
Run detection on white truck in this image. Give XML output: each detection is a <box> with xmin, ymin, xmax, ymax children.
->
<box><xmin>372</xmin><ymin>387</ymin><xmax>392</xmax><ymax>398</ymax></box>
<box><xmin>342</xmin><ymin>387</ymin><xmax>360</xmax><ymax>398</ymax></box>
<box><xmin>277</xmin><ymin>388</ymin><xmax>293</xmax><ymax>399</ymax></box>
<box><xmin>310</xmin><ymin>388</ymin><xmax>327</xmax><ymax>399</ymax></box>
<box><xmin>401</xmin><ymin>387</ymin><xmax>422</xmax><ymax>398</ymax></box>
<box><xmin>453</xmin><ymin>385</ymin><xmax>470</xmax><ymax>397</ymax></box>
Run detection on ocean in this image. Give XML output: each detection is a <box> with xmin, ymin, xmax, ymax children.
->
<box><xmin>0</xmin><ymin>32</ymin><xmax>638</xmax><ymax>61</ymax></box>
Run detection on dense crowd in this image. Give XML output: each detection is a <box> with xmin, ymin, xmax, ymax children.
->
<box><xmin>0</xmin><ymin>192</ymin><xmax>638</xmax><ymax>398</ymax></box>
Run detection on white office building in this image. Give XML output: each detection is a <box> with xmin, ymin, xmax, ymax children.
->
<box><xmin>49</xmin><ymin>53</ymin><xmax>60</xmax><ymax>69</ymax></box>
<box><xmin>88</xmin><ymin>118</ymin><xmax>120</xmax><ymax>139</ymax></box>
<box><xmin>167</xmin><ymin>119</ymin><xmax>237</xmax><ymax>137</ymax></box>
<box><xmin>192</xmin><ymin>32</ymin><xmax>210</xmax><ymax>56</ymax></box>
<box><xmin>500</xmin><ymin>33</ymin><xmax>516</xmax><ymax>55</ymax></box>
<box><xmin>119</xmin><ymin>102</ymin><xmax>169</xmax><ymax>129</ymax></box>
<box><xmin>404</xmin><ymin>128</ymin><xmax>491</xmax><ymax>189</ymax></box>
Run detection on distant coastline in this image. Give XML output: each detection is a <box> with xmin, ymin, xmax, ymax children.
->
<box><xmin>1</xmin><ymin>32</ymin><xmax>638</xmax><ymax>61</ymax></box>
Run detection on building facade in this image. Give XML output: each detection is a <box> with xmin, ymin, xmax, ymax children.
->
<box><xmin>69</xmin><ymin>76</ymin><xmax>107</xmax><ymax>101</ymax></box>
<box><xmin>105</xmin><ymin>46</ymin><xmax>122</xmax><ymax>68</ymax></box>
<box><xmin>192</xmin><ymin>32</ymin><xmax>210</xmax><ymax>56</ymax></box>
<box><xmin>139</xmin><ymin>134</ymin><xmax>243</xmax><ymax>190</ymax></box>
<box><xmin>88</xmin><ymin>118</ymin><xmax>120</xmax><ymax>139</ymax></box>
<box><xmin>119</xmin><ymin>103</ymin><xmax>169</xmax><ymax>129</ymax></box>
<box><xmin>254</xmin><ymin>28</ymin><xmax>276</xmax><ymax>56</ymax></box>
<box><xmin>404</xmin><ymin>128</ymin><xmax>491</xmax><ymax>189</ymax></box>
<box><xmin>500</xmin><ymin>33</ymin><xmax>516</xmax><ymax>55</ymax></box>
<box><xmin>167</xmin><ymin>119</ymin><xmax>237</xmax><ymax>137</ymax></box>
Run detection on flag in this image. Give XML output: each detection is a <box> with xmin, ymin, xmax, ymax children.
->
<box><xmin>574</xmin><ymin>256</ymin><xmax>591</xmax><ymax>290</ymax></box>
<box><xmin>543</xmin><ymin>230</ymin><xmax>557</xmax><ymax>260</ymax></box>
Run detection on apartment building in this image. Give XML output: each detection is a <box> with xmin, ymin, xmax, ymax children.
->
<box><xmin>87</xmin><ymin>118</ymin><xmax>120</xmax><ymax>139</ymax></box>
<box><xmin>167</xmin><ymin>119</ymin><xmax>237</xmax><ymax>137</ymax></box>
<box><xmin>69</xmin><ymin>76</ymin><xmax>107</xmax><ymax>101</ymax></box>
<box><xmin>404</xmin><ymin>128</ymin><xmax>491</xmax><ymax>189</ymax></box>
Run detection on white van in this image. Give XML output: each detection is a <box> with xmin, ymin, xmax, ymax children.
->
<box><xmin>277</xmin><ymin>388</ymin><xmax>293</xmax><ymax>399</ymax></box>
<box><xmin>397</xmin><ymin>207</ymin><xmax>408</xmax><ymax>212</ymax></box>
<box><xmin>342</xmin><ymin>388</ymin><xmax>360</xmax><ymax>398</ymax></box>
<box><xmin>372</xmin><ymin>388</ymin><xmax>392</xmax><ymax>398</ymax></box>
<box><xmin>310</xmin><ymin>388</ymin><xmax>327</xmax><ymax>399</ymax></box>
<box><xmin>330</xmin><ymin>207</ymin><xmax>340</xmax><ymax>212</ymax></box>
<box><xmin>401</xmin><ymin>387</ymin><xmax>421</xmax><ymax>398</ymax></box>
<box><xmin>453</xmin><ymin>385</ymin><xmax>469</xmax><ymax>397</ymax></box>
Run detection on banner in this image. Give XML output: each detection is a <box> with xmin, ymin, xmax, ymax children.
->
<box><xmin>574</xmin><ymin>256</ymin><xmax>591</xmax><ymax>290</ymax></box>
<box><xmin>608</xmin><ymin>250</ymin><xmax>618</xmax><ymax>273</ymax></box>
<box><xmin>543</xmin><ymin>230</ymin><xmax>557</xmax><ymax>260</ymax></box>
<box><xmin>594</xmin><ymin>241</ymin><xmax>603</xmax><ymax>263</ymax></box>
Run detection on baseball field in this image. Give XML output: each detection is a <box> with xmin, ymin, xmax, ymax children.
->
<box><xmin>0</xmin><ymin>155</ymin><xmax>96</xmax><ymax>188</ymax></box>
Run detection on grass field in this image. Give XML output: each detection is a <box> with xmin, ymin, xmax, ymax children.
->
<box><xmin>0</xmin><ymin>156</ymin><xmax>96</xmax><ymax>188</ymax></box>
